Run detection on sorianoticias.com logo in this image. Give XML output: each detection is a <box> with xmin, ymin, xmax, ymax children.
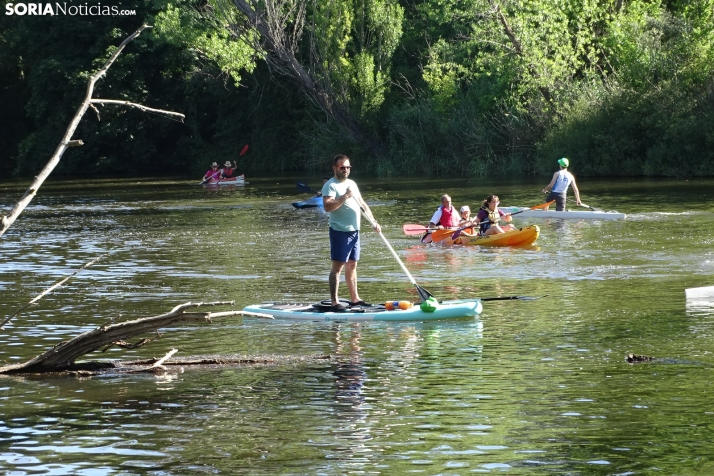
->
<box><xmin>5</xmin><ymin>3</ymin><xmax>137</xmax><ymax>16</ymax></box>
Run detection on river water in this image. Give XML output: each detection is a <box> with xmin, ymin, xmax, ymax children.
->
<box><xmin>1</xmin><ymin>175</ymin><xmax>714</xmax><ymax>474</ymax></box>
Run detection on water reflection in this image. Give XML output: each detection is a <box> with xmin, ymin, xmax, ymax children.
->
<box><xmin>2</xmin><ymin>176</ymin><xmax>714</xmax><ymax>474</ymax></box>
<box><xmin>332</xmin><ymin>324</ymin><xmax>368</xmax><ymax>416</ymax></box>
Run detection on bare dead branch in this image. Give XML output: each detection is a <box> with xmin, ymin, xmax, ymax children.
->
<box><xmin>0</xmin><ymin>24</ymin><xmax>184</xmax><ymax>237</ymax></box>
<box><xmin>89</xmin><ymin>99</ymin><xmax>185</xmax><ymax>121</ymax></box>
<box><xmin>0</xmin><ymin>301</ymin><xmax>273</xmax><ymax>374</ymax></box>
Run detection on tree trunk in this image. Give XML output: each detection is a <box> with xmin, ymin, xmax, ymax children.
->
<box><xmin>228</xmin><ymin>0</ymin><xmax>386</xmax><ymax>159</ymax></box>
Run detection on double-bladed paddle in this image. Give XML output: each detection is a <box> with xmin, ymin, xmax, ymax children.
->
<box><xmin>431</xmin><ymin>200</ymin><xmax>555</xmax><ymax>242</ymax></box>
<box><xmin>199</xmin><ymin>170</ymin><xmax>220</xmax><ymax>185</ymax></box>
<box><xmin>360</xmin><ymin>207</ymin><xmax>435</xmax><ymax>302</ymax></box>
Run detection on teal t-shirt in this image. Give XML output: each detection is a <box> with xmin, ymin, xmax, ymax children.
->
<box><xmin>321</xmin><ymin>177</ymin><xmax>361</xmax><ymax>231</ymax></box>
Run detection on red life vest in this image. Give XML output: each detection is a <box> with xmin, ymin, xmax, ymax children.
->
<box><xmin>439</xmin><ymin>205</ymin><xmax>460</xmax><ymax>227</ymax></box>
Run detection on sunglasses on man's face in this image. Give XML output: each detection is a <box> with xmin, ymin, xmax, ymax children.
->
<box><xmin>338</xmin><ymin>166</ymin><xmax>351</xmax><ymax>171</ymax></box>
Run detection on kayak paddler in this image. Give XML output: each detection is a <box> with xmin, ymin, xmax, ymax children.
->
<box><xmin>201</xmin><ymin>162</ymin><xmax>220</xmax><ymax>183</ymax></box>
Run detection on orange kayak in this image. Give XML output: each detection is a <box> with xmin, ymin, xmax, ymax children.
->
<box><xmin>457</xmin><ymin>225</ymin><xmax>540</xmax><ymax>247</ymax></box>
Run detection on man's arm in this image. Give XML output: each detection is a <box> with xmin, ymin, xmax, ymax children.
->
<box><xmin>428</xmin><ymin>209</ymin><xmax>443</xmax><ymax>229</ymax></box>
<box><xmin>571</xmin><ymin>178</ymin><xmax>582</xmax><ymax>204</ymax></box>
<box><xmin>322</xmin><ymin>188</ymin><xmax>353</xmax><ymax>212</ymax></box>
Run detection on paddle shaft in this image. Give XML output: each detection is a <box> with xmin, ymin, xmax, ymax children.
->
<box><xmin>297</xmin><ymin>182</ymin><xmax>319</xmax><ymax>194</ymax></box>
<box><xmin>200</xmin><ymin>170</ymin><xmax>220</xmax><ymax>185</ymax></box>
<box><xmin>442</xmin><ymin>295</ymin><xmax>545</xmax><ymax>304</ymax></box>
<box><xmin>360</xmin><ymin>207</ymin><xmax>433</xmax><ymax>301</ymax></box>
<box><xmin>449</xmin><ymin>200</ymin><xmax>555</xmax><ymax>240</ymax></box>
<box><xmin>403</xmin><ymin>224</ymin><xmax>454</xmax><ymax>235</ymax></box>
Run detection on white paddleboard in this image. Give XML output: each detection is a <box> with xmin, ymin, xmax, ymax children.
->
<box><xmin>500</xmin><ymin>206</ymin><xmax>625</xmax><ymax>220</ymax></box>
<box><xmin>685</xmin><ymin>286</ymin><xmax>714</xmax><ymax>300</ymax></box>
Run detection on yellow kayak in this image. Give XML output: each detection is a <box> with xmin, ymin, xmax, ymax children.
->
<box><xmin>457</xmin><ymin>225</ymin><xmax>540</xmax><ymax>247</ymax></box>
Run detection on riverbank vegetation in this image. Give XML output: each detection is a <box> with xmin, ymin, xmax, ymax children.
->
<box><xmin>1</xmin><ymin>0</ymin><xmax>712</xmax><ymax>178</ymax></box>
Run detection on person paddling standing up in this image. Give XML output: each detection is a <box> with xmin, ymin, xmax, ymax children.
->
<box><xmin>542</xmin><ymin>158</ymin><xmax>582</xmax><ymax>211</ymax></box>
<box><xmin>428</xmin><ymin>195</ymin><xmax>460</xmax><ymax>230</ymax></box>
<box><xmin>322</xmin><ymin>155</ymin><xmax>381</xmax><ymax>312</ymax></box>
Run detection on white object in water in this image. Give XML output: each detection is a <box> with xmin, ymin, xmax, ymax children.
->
<box><xmin>685</xmin><ymin>286</ymin><xmax>714</xmax><ymax>300</ymax></box>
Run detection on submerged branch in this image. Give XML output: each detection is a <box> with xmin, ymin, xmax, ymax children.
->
<box><xmin>0</xmin><ymin>301</ymin><xmax>273</xmax><ymax>374</ymax></box>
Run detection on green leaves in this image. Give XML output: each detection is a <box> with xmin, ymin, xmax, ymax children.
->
<box><xmin>154</xmin><ymin>4</ymin><xmax>256</xmax><ymax>86</ymax></box>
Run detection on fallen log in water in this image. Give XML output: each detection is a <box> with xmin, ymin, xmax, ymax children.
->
<box><xmin>0</xmin><ymin>301</ymin><xmax>276</xmax><ymax>374</ymax></box>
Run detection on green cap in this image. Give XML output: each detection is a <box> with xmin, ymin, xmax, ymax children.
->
<box><xmin>420</xmin><ymin>297</ymin><xmax>439</xmax><ymax>313</ymax></box>
<box><xmin>558</xmin><ymin>158</ymin><xmax>569</xmax><ymax>167</ymax></box>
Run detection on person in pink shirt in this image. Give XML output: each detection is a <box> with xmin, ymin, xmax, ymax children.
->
<box><xmin>202</xmin><ymin>162</ymin><xmax>220</xmax><ymax>183</ymax></box>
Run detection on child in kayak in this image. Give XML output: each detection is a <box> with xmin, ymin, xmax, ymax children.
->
<box><xmin>458</xmin><ymin>205</ymin><xmax>475</xmax><ymax>235</ymax></box>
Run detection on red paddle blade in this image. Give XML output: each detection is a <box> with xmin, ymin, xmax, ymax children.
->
<box><xmin>403</xmin><ymin>224</ymin><xmax>428</xmax><ymax>235</ymax></box>
<box><xmin>530</xmin><ymin>200</ymin><xmax>555</xmax><ymax>210</ymax></box>
<box><xmin>431</xmin><ymin>229</ymin><xmax>458</xmax><ymax>243</ymax></box>
<box><xmin>239</xmin><ymin>144</ymin><xmax>249</xmax><ymax>156</ymax></box>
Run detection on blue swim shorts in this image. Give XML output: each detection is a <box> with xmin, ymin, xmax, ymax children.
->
<box><xmin>329</xmin><ymin>227</ymin><xmax>360</xmax><ymax>262</ymax></box>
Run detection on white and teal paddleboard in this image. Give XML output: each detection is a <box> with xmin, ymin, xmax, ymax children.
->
<box><xmin>500</xmin><ymin>206</ymin><xmax>625</xmax><ymax>220</ymax></box>
<box><xmin>243</xmin><ymin>300</ymin><xmax>482</xmax><ymax>322</ymax></box>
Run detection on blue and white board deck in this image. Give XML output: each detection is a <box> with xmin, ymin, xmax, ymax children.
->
<box><xmin>243</xmin><ymin>300</ymin><xmax>482</xmax><ymax>322</ymax></box>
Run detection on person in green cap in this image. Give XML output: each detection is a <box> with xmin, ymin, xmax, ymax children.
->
<box><xmin>542</xmin><ymin>157</ymin><xmax>581</xmax><ymax>211</ymax></box>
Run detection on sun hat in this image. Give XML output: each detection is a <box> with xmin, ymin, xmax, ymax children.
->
<box><xmin>224</xmin><ymin>161</ymin><xmax>232</xmax><ymax>167</ymax></box>
<box><xmin>211</xmin><ymin>162</ymin><xmax>218</xmax><ymax>167</ymax></box>
<box><xmin>460</xmin><ymin>205</ymin><xmax>470</xmax><ymax>213</ymax></box>
<box><xmin>558</xmin><ymin>158</ymin><xmax>569</xmax><ymax>167</ymax></box>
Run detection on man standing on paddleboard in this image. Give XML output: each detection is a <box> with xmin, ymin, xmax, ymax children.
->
<box><xmin>542</xmin><ymin>157</ymin><xmax>582</xmax><ymax>211</ymax></box>
<box><xmin>322</xmin><ymin>154</ymin><xmax>381</xmax><ymax>312</ymax></box>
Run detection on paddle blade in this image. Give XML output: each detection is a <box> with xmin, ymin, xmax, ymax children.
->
<box><xmin>415</xmin><ymin>284</ymin><xmax>435</xmax><ymax>302</ymax></box>
<box><xmin>451</xmin><ymin>225</ymin><xmax>472</xmax><ymax>240</ymax></box>
<box><xmin>403</xmin><ymin>224</ymin><xmax>428</xmax><ymax>235</ymax></box>
<box><xmin>239</xmin><ymin>144</ymin><xmax>249</xmax><ymax>156</ymax></box>
<box><xmin>531</xmin><ymin>200</ymin><xmax>555</xmax><ymax>210</ymax></box>
<box><xmin>297</xmin><ymin>182</ymin><xmax>317</xmax><ymax>194</ymax></box>
<box><xmin>480</xmin><ymin>295</ymin><xmax>547</xmax><ymax>302</ymax></box>
<box><xmin>442</xmin><ymin>295</ymin><xmax>546</xmax><ymax>304</ymax></box>
<box><xmin>431</xmin><ymin>229</ymin><xmax>458</xmax><ymax>243</ymax></box>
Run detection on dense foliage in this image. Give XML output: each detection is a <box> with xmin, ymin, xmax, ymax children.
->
<box><xmin>0</xmin><ymin>0</ymin><xmax>712</xmax><ymax>178</ymax></box>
